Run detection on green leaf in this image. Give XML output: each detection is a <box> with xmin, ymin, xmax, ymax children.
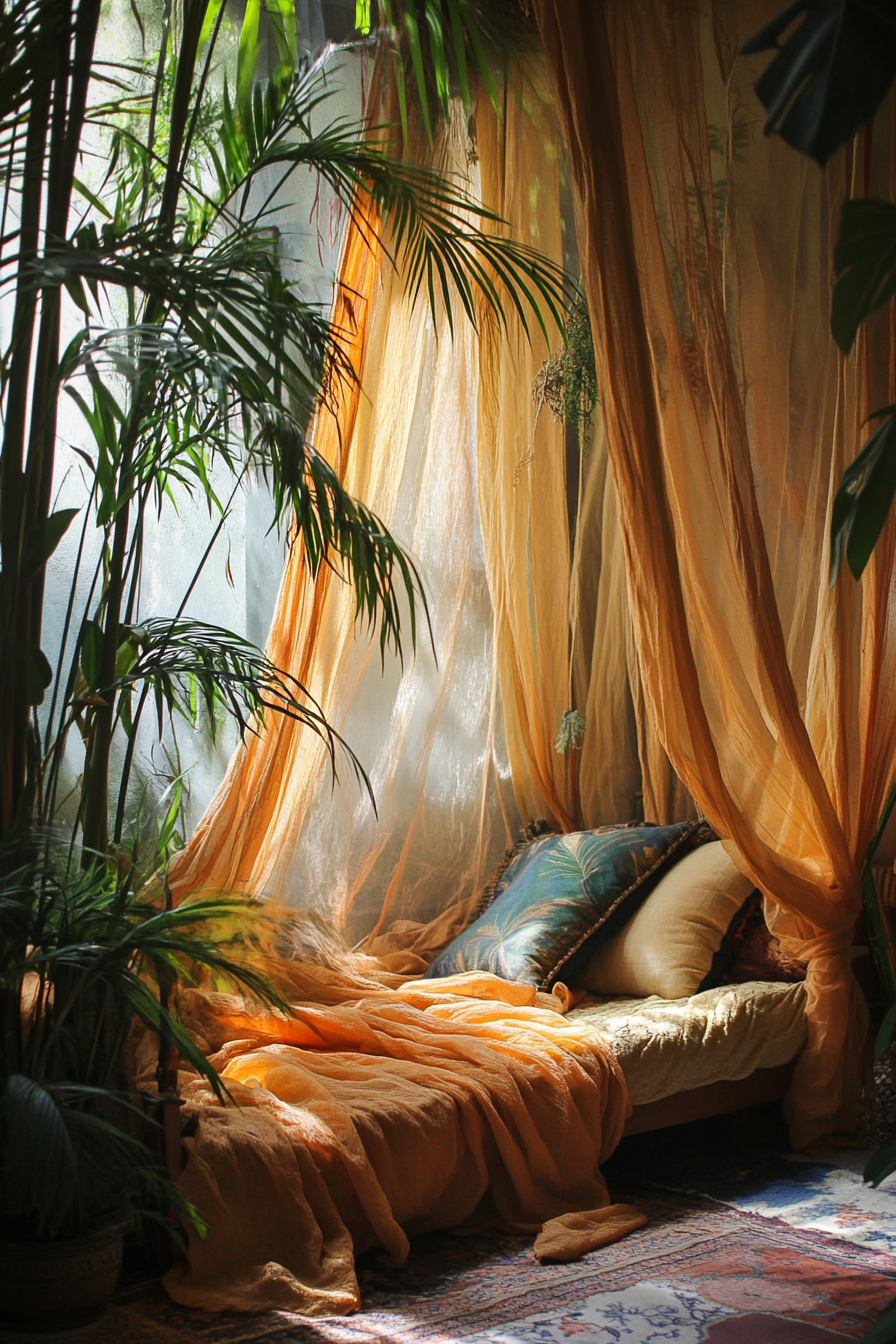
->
<box><xmin>63</xmin><ymin>273</ymin><xmax>91</xmax><ymax>315</ymax></box>
<box><xmin>156</xmin><ymin>776</ymin><xmax>184</xmax><ymax>858</ymax></box>
<box><xmin>865</xmin><ymin>1141</ymin><xmax>896</xmax><ymax>1187</ymax></box>
<box><xmin>72</xmin><ymin>174</ymin><xmax>112</xmax><ymax>220</ymax></box>
<box><xmin>446</xmin><ymin>0</ymin><xmax>471</xmax><ymax>112</ymax></box>
<box><xmin>25</xmin><ymin>645</ymin><xmax>53</xmax><ymax>706</ymax></box>
<box><xmin>392</xmin><ymin>45</ymin><xmax>409</xmax><ymax>142</ymax></box>
<box><xmin>741</xmin><ymin>1</ymin><xmax>896</xmax><ymax>166</ymax></box>
<box><xmin>198</xmin><ymin>0</ymin><xmax>224</xmax><ymax>52</ymax></box>
<box><xmin>114</xmin><ymin>630</ymin><xmax>141</xmax><ymax>680</ymax></box>
<box><xmin>830</xmin><ymin>408</ymin><xmax>896</xmax><ymax>582</ymax></box>
<box><xmin>424</xmin><ymin>1</ymin><xmax>451</xmax><ymax>121</ymax></box>
<box><xmin>403</xmin><ymin>6</ymin><xmax>433</xmax><ymax>143</ymax></box>
<box><xmin>237</xmin><ymin>0</ymin><xmax>262</xmax><ymax>139</ymax></box>
<box><xmin>832</xmin><ymin>199</ymin><xmax>896</xmax><ymax>353</ymax></box>
<box><xmin>355</xmin><ymin>0</ymin><xmax>371</xmax><ymax>35</ymax></box>
<box><xmin>863</xmin><ymin>1296</ymin><xmax>896</xmax><ymax>1344</ymax></box>
<box><xmin>80</xmin><ymin>618</ymin><xmax>105</xmax><ymax>691</ymax></box>
<box><xmin>2</xmin><ymin>1075</ymin><xmax>80</xmax><ymax>1238</ymax></box>
<box><xmin>264</xmin><ymin>0</ymin><xmax>295</xmax><ymax>71</ymax></box>
<box><xmin>22</xmin><ymin>507</ymin><xmax>79</xmax><ymax>576</ymax></box>
<box><xmin>876</xmin><ymin>1002</ymin><xmax>896</xmax><ymax>1060</ymax></box>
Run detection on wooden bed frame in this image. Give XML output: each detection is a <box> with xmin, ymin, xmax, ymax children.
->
<box><xmin>622</xmin><ymin>1061</ymin><xmax>795</xmax><ymax>1136</ymax></box>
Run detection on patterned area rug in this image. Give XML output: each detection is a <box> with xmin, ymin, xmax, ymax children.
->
<box><xmin>603</xmin><ymin>1102</ymin><xmax>896</xmax><ymax>1254</ymax></box>
<box><xmin>86</xmin><ymin>1187</ymin><xmax>896</xmax><ymax>1343</ymax></box>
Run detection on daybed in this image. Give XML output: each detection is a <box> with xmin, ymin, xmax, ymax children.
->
<box><xmin>571</xmin><ymin>980</ymin><xmax>807</xmax><ymax>1135</ymax></box>
<box><xmin>154</xmin><ymin>822</ymin><xmax>814</xmax><ymax>1316</ymax></box>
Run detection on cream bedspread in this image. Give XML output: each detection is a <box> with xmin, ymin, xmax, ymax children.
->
<box><xmin>568</xmin><ymin>980</ymin><xmax>808</xmax><ymax>1105</ymax></box>
<box><xmin>156</xmin><ymin>969</ymin><xmax>636</xmax><ymax>1315</ymax></box>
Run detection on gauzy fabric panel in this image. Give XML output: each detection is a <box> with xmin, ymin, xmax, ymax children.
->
<box><xmin>474</xmin><ymin>67</ymin><xmax>688</xmax><ymax>833</ymax></box>
<box><xmin>425</xmin><ymin>820</ymin><xmax>713</xmax><ymax>988</ymax></box>
<box><xmin>474</xmin><ymin>63</ymin><xmax>579</xmax><ymax>834</ymax></box>
<box><xmin>531</xmin><ymin>0</ymin><xmax>896</xmax><ymax>1148</ymax></box>
<box><xmin>168</xmin><ymin>75</ymin><xmax>523</xmax><ymax>938</ymax></box>
<box><xmin>169</xmin><ymin>61</ymin><xmax>666</xmax><ymax>939</ymax></box>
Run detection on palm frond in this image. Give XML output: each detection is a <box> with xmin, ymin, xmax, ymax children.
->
<box><xmin>365</xmin><ymin>0</ymin><xmax>533</xmax><ymax>137</ymax></box>
<box><xmin>1</xmin><ymin>1074</ymin><xmax>207</xmax><ymax>1239</ymax></box>
<box><xmin>211</xmin><ymin>56</ymin><xmax>571</xmax><ymax>341</ymax></box>
<box><xmin>104</xmin><ymin>617</ymin><xmax>369</xmax><ymax>793</ymax></box>
<box><xmin>1</xmin><ymin>1074</ymin><xmax>80</xmax><ymax>1238</ymax></box>
<box><xmin>255</xmin><ymin>412</ymin><xmax>429</xmax><ymax>661</ymax></box>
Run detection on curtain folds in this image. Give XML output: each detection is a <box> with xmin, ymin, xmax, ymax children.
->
<box><xmin>475</xmin><ymin>66</ymin><xmax>576</xmax><ymax>834</ymax></box>
<box><xmin>476</xmin><ymin>66</ymin><xmax>659</xmax><ymax>835</ymax></box>
<box><xmin>532</xmin><ymin>0</ymin><xmax>896</xmax><ymax>1149</ymax></box>
<box><xmin>165</xmin><ymin>5</ymin><xmax>894</xmax><ymax>1149</ymax></box>
<box><xmin>169</xmin><ymin>83</ymin><xmax>536</xmax><ymax>937</ymax></box>
<box><xmin>170</xmin><ymin>64</ymin><xmax>643</xmax><ymax>938</ymax></box>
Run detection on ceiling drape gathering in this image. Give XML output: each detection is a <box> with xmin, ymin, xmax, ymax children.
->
<box><xmin>531</xmin><ymin>0</ymin><xmax>896</xmax><ymax>1150</ymax></box>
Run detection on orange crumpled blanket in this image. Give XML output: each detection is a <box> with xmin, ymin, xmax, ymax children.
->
<box><xmin>152</xmin><ymin>964</ymin><xmax>642</xmax><ymax>1315</ymax></box>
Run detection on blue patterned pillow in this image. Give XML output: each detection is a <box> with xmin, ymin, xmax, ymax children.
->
<box><xmin>424</xmin><ymin>821</ymin><xmax>714</xmax><ymax>989</ymax></box>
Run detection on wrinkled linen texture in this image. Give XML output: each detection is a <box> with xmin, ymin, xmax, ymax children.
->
<box><xmin>156</xmin><ymin>970</ymin><xmax>637</xmax><ymax>1314</ymax></box>
<box><xmin>570</xmin><ymin>980</ymin><xmax>808</xmax><ymax>1105</ymax></box>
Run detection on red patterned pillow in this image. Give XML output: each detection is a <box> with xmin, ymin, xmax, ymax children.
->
<box><xmin>701</xmin><ymin>890</ymin><xmax>807</xmax><ymax>989</ymax></box>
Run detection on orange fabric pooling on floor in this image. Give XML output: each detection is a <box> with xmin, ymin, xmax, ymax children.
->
<box><xmin>159</xmin><ymin>968</ymin><xmax>638</xmax><ymax>1314</ymax></box>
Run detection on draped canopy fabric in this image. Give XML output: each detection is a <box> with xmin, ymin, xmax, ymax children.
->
<box><xmin>531</xmin><ymin>0</ymin><xmax>896</xmax><ymax>1150</ymax></box>
<box><xmin>170</xmin><ymin>10</ymin><xmax>896</xmax><ymax>1150</ymax></box>
<box><xmin>169</xmin><ymin>64</ymin><xmax>615</xmax><ymax>938</ymax></box>
<box><xmin>170</xmin><ymin>90</ymin><xmax>520</xmax><ymax>939</ymax></box>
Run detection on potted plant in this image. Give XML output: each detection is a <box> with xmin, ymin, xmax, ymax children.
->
<box><xmin>0</xmin><ymin>853</ymin><xmax>289</xmax><ymax>1335</ymax></box>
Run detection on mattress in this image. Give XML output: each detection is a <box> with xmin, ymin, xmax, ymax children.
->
<box><xmin>567</xmin><ymin>980</ymin><xmax>807</xmax><ymax>1106</ymax></box>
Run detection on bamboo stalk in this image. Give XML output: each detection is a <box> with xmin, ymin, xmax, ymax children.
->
<box><xmin>0</xmin><ymin>30</ymin><xmax>54</xmax><ymax>842</ymax></box>
<box><xmin>81</xmin><ymin>0</ymin><xmax>205</xmax><ymax>861</ymax></box>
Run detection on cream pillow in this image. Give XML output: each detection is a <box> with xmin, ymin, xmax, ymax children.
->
<box><xmin>573</xmin><ymin>841</ymin><xmax>755</xmax><ymax>999</ymax></box>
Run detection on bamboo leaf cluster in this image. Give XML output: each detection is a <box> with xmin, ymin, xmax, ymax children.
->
<box><xmin>0</xmin><ymin>851</ymin><xmax>289</xmax><ymax>1238</ymax></box>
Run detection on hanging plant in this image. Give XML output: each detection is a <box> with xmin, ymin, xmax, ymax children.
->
<box><xmin>512</xmin><ymin>292</ymin><xmax>598</xmax><ymax>756</ymax></box>
<box><xmin>515</xmin><ymin>292</ymin><xmax>598</xmax><ymax>484</ymax></box>
<box><xmin>534</xmin><ymin>293</ymin><xmax>598</xmax><ymax>445</ymax></box>
<box><xmin>555</xmin><ymin>708</ymin><xmax>586</xmax><ymax>754</ymax></box>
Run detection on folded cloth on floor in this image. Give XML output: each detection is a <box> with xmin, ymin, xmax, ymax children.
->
<box><xmin>533</xmin><ymin>1203</ymin><xmax>648</xmax><ymax>1262</ymax></box>
<box><xmin>154</xmin><ymin>968</ymin><xmax>636</xmax><ymax>1315</ymax></box>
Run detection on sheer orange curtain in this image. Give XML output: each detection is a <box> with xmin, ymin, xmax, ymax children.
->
<box><xmin>478</xmin><ymin>66</ymin><xmax>662</xmax><ymax>835</ymax></box>
<box><xmin>532</xmin><ymin>0</ymin><xmax>896</xmax><ymax>1148</ymax></box>
<box><xmin>169</xmin><ymin>83</ymin><xmax>528</xmax><ymax>938</ymax></box>
<box><xmin>170</xmin><ymin>59</ymin><xmax>670</xmax><ymax>941</ymax></box>
<box><xmin>166</xmin><ymin>194</ymin><xmax>387</xmax><ymax>912</ymax></box>
<box><xmin>475</xmin><ymin>65</ymin><xmax>576</xmax><ymax>834</ymax></box>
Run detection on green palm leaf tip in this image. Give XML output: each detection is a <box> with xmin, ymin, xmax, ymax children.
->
<box><xmin>555</xmin><ymin>708</ymin><xmax>585</xmax><ymax>753</ymax></box>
